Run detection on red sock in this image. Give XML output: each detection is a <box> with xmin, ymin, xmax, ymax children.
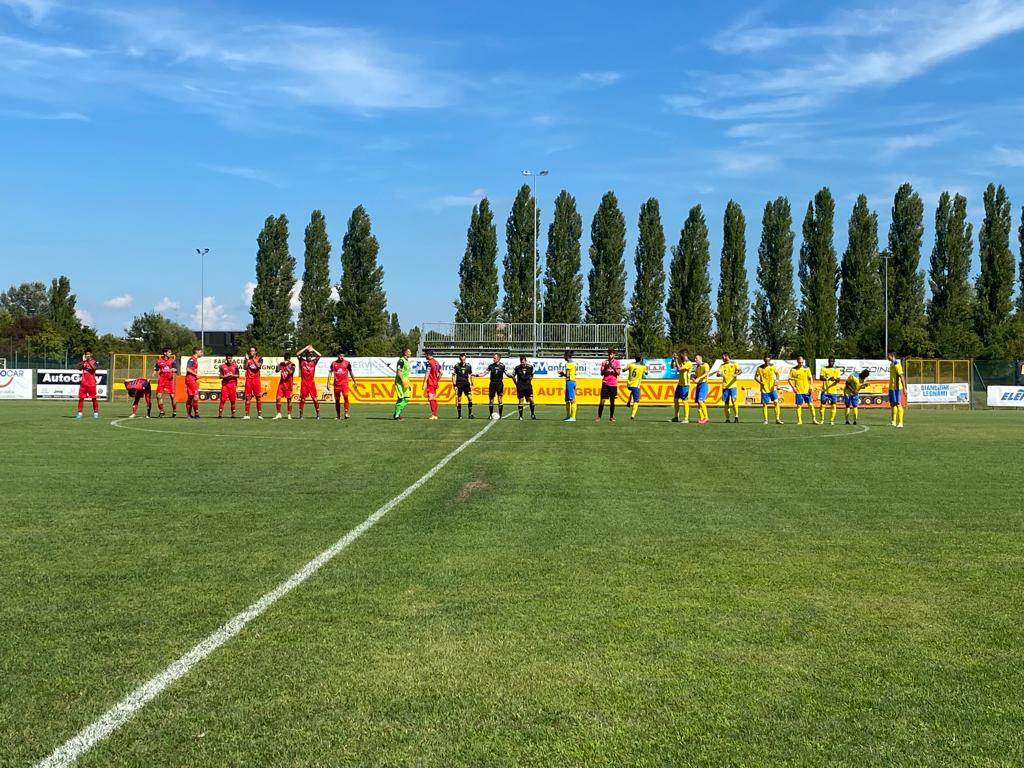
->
<box><xmin>276</xmin><ymin>402</ymin><xmax>282</xmax><ymax>414</ymax></box>
<box><xmin>335</xmin><ymin>400</ymin><xmax>342</xmax><ymax>418</ymax></box>
<box><xmin>343</xmin><ymin>394</ymin><xmax>350</xmax><ymax>413</ymax></box>
<box><xmin>314</xmin><ymin>401</ymin><xmax>320</xmax><ymax>415</ymax></box>
<box><xmin>92</xmin><ymin>398</ymin><xmax>99</xmax><ymax>413</ymax></box>
<box><xmin>299</xmin><ymin>400</ymin><xmax>305</xmax><ymax>416</ymax></box>
<box><xmin>430</xmin><ymin>400</ymin><xmax>438</xmax><ymax>416</ymax></box>
<box><xmin>287</xmin><ymin>401</ymin><xmax>292</xmax><ymax>415</ymax></box>
<box><xmin>245</xmin><ymin>401</ymin><xmax>251</xmax><ymax>416</ymax></box>
<box><xmin>77</xmin><ymin>397</ymin><xmax>84</xmax><ymax>413</ymax></box>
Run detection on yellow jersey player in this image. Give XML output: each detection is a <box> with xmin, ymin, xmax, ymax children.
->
<box><xmin>887</xmin><ymin>351</ymin><xmax>905</xmax><ymax>428</ymax></box>
<box><xmin>818</xmin><ymin>356</ymin><xmax>842</xmax><ymax>426</ymax></box>
<box><xmin>844</xmin><ymin>368</ymin><xmax>871</xmax><ymax>424</ymax></box>
<box><xmin>560</xmin><ymin>350</ymin><xmax>577</xmax><ymax>422</ymax></box>
<box><xmin>625</xmin><ymin>354</ymin><xmax>647</xmax><ymax>420</ymax></box>
<box><xmin>671</xmin><ymin>349</ymin><xmax>692</xmax><ymax>423</ymax></box>
<box><xmin>754</xmin><ymin>354</ymin><xmax>783</xmax><ymax>424</ymax></box>
<box><xmin>717</xmin><ymin>353</ymin><xmax>740</xmax><ymax>423</ymax></box>
<box><xmin>692</xmin><ymin>354</ymin><xmax>711</xmax><ymax>425</ymax></box>
<box><xmin>788</xmin><ymin>355</ymin><xmax>819</xmax><ymax>425</ymax></box>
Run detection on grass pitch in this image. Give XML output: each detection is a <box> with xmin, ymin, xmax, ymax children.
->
<box><xmin>2</xmin><ymin>401</ymin><xmax>1022</xmax><ymax>767</ymax></box>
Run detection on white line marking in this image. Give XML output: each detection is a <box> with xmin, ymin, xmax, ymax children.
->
<box><xmin>35</xmin><ymin>416</ymin><xmax>502</xmax><ymax>768</ymax></box>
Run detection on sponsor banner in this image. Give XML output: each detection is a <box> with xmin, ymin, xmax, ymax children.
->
<box><xmin>907</xmin><ymin>382</ymin><xmax>969</xmax><ymax>404</ymax></box>
<box><xmin>0</xmin><ymin>368</ymin><xmax>33</xmax><ymax>399</ymax></box>
<box><xmin>987</xmin><ymin>386</ymin><xmax>1024</xmax><ymax>407</ymax></box>
<box><xmin>36</xmin><ymin>369</ymin><xmax>109</xmax><ymax>400</ymax></box>
<box><xmin>814</xmin><ymin>358</ymin><xmax>890</xmax><ymax>381</ymax></box>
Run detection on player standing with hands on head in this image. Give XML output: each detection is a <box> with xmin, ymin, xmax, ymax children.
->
<box><xmin>185</xmin><ymin>347</ymin><xmax>202</xmax><ymax>419</ymax></box>
<box><xmin>560</xmin><ymin>350</ymin><xmax>577</xmax><ymax>422</ymax></box>
<box><xmin>671</xmin><ymin>350</ymin><xmax>692</xmax><ymax>423</ymax></box>
<box><xmin>274</xmin><ymin>352</ymin><xmax>296</xmax><ymax>420</ymax></box>
<box><xmin>788</xmin><ymin>356</ymin><xmax>819</xmax><ymax>426</ymax></box>
<box><xmin>423</xmin><ymin>350</ymin><xmax>442</xmax><ymax>420</ymax></box>
<box><xmin>243</xmin><ymin>346</ymin><xmax>264</xmax><ymax>420</ymax></box>
<box><xmin>392</xmin><ymin>348</ymin><xmax>412</xmax><ymax>420</ymax></box>
<box><xmin>755</xmin><ymin>354</ymin><xmax>783</xmax><ymax>425</ymax></box>
<box><xmin>624</xmin><ymin>354</ymin><xmax>647</xmax><ymax>421</ymax></box>
<box><xmin>297</xmin><ymin>345</ymin><xmax>321</xmax><ymax>419</ymax></box>
<box><xmin>76</xmin><ymin>349</ymin><xmax>100</xmax><ymax>419</ymax></box>
<box><xmin>511</xmin><ymin>355</ymin><xmax>536</xmax><ymax>420</ymax></box>
<box><xmin>452</xmin><ymin>353</ymin><xmax>474</xmax><ymax>419</ymax></box>
<box><xmin>596</xmin><ymin>347</ymin><xmax>621</xmax><ymax>423</ymax></box>
<box><xmin>888</xmin><ymin>351</ymin><xmax>905</xmax><ymax>428</ymax></box>
<box><xmin>330</xmin><ymin>351</ymin><xmax>355</xmax><ymax>419</ymax></box>
<box><xmin>154</xmin><ymin>348</ymin><xmax>177</xmax><ymax>418</ymax></box>
<box><xmin>717</xmin><ymin>353</ymin><xmax>740</xmax><ymax>423</ymax></box>
<box><xmin>217</xmin><ymin>354</ymin><xmax>239</xmax><ymax>418</ymax></box>
<box><xmin>484</xmin><ymin>353</ymin><xmax>508</xmax><ymax>419</ymax></box>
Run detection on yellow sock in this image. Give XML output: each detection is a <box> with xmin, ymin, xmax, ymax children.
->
<box><xmin>853</xmin><ymin>406</ymin><xmax>859</xmax><ymax>421</ymax></box>
<box><xmin>830</xmin><ymin>404</ymin><xmax>837</xmax><ymax>423</ymax></box>
<box><xmin>700</xmin><ymin>403</ymin><xmax>708</xmax><ymax>420</ymax></box>
<box><xmin>572</xmin><ymin>402</ymin><xmax>577</xmax><ymax>418</ymax></box>
<box><xmin>762</xmin><ymin>404</ymin><xmax>769</xmax><ymax>421</ymax></box>
<box><xmin>733</xmin><ymin>402</ymin><xmax>740</xmax><ymax>419</ymax></box>
<box><xmin>774</xmin><ymin>403</ymin><xmax>782</xmax><ymax>421</ymax></box>
<box><xmin>797</xmin><ymin>406</ymin><xmax>803</xmax><ymax>425</ymax></box>
<box><xmin>891</xmin><ymin>406</ymin><xmax>897</xmax><ymax>424</ymax></box>
<box><xmin>684</xmin><ymin>402</ymin><xmax>690</xmax><ymax>421</ymax></box>
<box><xmin>631</xmin><ymin>401</ymin><xmax>639</xmax><ymax>418</ymax></box>
<box><xmin>897</xmin><ymin>405</ymin><xmax>904</xmax><ymax>425</ymax></box>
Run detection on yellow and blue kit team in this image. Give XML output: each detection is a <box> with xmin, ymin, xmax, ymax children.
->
<box><xmin>718</xmin><ymin>358</ymin><xmax>741</xmax><ymax>422</ymax></box>
<box><xmin>672</xmin><ymin>356</ymin><xmax>692</xmax><ymax>423</ymax></box>
<box><xmin>888</xmin><ymin>355</ymin><xmax>905</xmax><ymax>428</ymax></box>
<box><xmin>625</xmin><ymin>358</ymin><xmax>647</xmax><ymax>419</ymax></box>
<box><xmin>561</xmin><ymin>358</ymin><xmax>578</xmax><ymax>422</ymax></box>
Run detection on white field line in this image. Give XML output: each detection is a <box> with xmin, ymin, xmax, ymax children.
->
<box><xmin>35</xmin><ymin>415</ymin><xmax>503</xmax><ymax>768</ymax></box>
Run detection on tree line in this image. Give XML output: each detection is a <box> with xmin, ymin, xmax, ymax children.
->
<box><xmin>456</xmin><ymin>182</ymin><xmax>1024</xmax><ymax>360</ymax></box>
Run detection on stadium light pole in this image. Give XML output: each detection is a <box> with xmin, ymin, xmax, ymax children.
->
<box><xmin>521</xmin><ymin>169</ymin><xmax>548</xmax><ymax>356</ymax></box>
<box><xmin>881</xmin><ymin>252</ymin><xmax>890</xmax><ymax>356</ymax></box>
<box><xmin>196</xmin><ymin>248</ymin><xmax>209</xmax><ymax>350</ymax></box>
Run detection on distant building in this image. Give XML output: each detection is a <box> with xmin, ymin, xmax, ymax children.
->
<box><xmin>193</xmin><ymin>331</ymin><xmax>246</xmax><ymax>356</ymax></box>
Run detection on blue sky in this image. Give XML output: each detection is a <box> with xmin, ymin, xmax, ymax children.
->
<box><xmin>3</xmin><ymin>0</ymin><xmax>1024</xmax><ymax>335</ymax></box>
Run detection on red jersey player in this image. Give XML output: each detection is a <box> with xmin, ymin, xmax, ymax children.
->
<box><xmin>423</xmin><ymin>350</ymin><xmax>442</xmax><ymax>420</ymax></box>
<box><xmin>297</xmin><ymin>344</ymin><xmax>321</xmax><ymax>419</ymax></box>
<box><xmin>218</xmin><ymin>354</ymin><xmax>240</xmax><ymax>418</ymax></box>
<box><xmin>185</xmin><ymin>346</ymin><xmax>202</xmax><ymax>419</ymax></box>
<box><xmin>243</xmin><ymin>346</ymin><xmax>264</xmax><ymax>419</ymax></box>
<box><xmin>124</xmin><ymin>376</ymin><xmax>152</xmax><ymax>418</ymax></box>
<box><xmin>329</xmin><ymin>351</ymin><xmax>356</xmax><ymax>419</ymax></box>
<box><xmin>274</xmin><ymin>352</ymin><xmax>296</xmax><ymax>419</ymax></box>
<box><xmin>154</xmin><ymin>348</ymin><xmax>177</xmax><ymax>417</ymax></box>
<box><xmin>76</xmin><ymin>349</ymin><xmax>100</xmax><ymax>419</ymax></box>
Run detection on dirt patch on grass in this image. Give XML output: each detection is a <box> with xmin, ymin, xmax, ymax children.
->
<box><xmin>456</xmin><ymin>479</ymin><xmax>490</xmax><ymax>502</ymax></box>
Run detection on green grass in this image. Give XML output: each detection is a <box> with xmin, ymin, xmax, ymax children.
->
<box><xmin>2</xmin><ymin>400</ymin><xmax>1022</xmax><ymax>767</ymax></box>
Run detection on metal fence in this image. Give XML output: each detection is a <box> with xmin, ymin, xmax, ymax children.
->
<box><xmin>418</xmin><ymin>323</ymin><xmax>630</xmax><ymax>357</ymax></box>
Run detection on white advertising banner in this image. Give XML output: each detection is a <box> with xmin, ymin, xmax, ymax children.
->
<box><xmin>907</xmin><ymin>382</ymin><xmax>969</xmax><ymax>404</ymax></box>
<box><xmin>814</xmin><ymin>359</ymin><xmax>890</xmax><ymax>382</ymax></box>
<box><xmin>36</xmin><ymin>369</ymin><xmax>109</xmax><ymax>400</ymax></box>
<box><xmin>987</xmin><ymin>386</ymin><xmax>1024</xmax><ymax>407</ymax></box>
<box><xmin>0</xmin><ymin>369</ymin><xmax>32</xmax><ymax>399</ymax></box>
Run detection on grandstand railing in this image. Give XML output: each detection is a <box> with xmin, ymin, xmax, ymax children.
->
<box><xmin>418</xmin><ymin>322</ymin><xmax>630</xmax><ymax>357</ymax></box>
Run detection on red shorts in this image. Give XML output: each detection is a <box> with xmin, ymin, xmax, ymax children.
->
<box><xmin>278</xmin><ymin>383</ymin><xmax>293</xmax><ymax>399</ymax></box>
<box><xmin>244</xmin><ymin>378</ymin><xmax>261</xmax><ymax>398</ymax></box>
<box><xmin>333</xmin><ymin>385</ymin><xmax>349</xmax><ymax>399</ymax></box>
<box><xmin>425</xmin><ymin>383</ymin><xmax>439</xmax><ymax>396</ymax></box>
<box><xmin>300</xmin><ymin>380</ymin><xmax>318</xmax><ymax>399</ymax></box>
<box><xmin>220</xmin><ymin>384</ymin><xmax>237</xmax><ymax>403</ymax></box>
<box><xmin>186</xmin><ymin>378</ymin><xmax>199</xmax><ymax>396</ymax></box>
<box><xmin>157</xmin><ymin>380</ymin><xmax>174</xmax><ymax>394</ymax></box>
<box><xmin>78</xmin><ymin>383</ymin><xmax>97</xmax><ymax>399</ymax></box>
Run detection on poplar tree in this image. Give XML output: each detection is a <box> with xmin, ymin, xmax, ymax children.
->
<box><xmin>628</xmin><ymin>198</ymin><xmax>666</xmax><ymax>354</ymax></box>
<box><xmin>975</xmin><ymin>183</ymin><xmax>1015</xmax><ymax>350</ymax></box>
<box><xmin>585</xmin><ymin>191</ymin><xmax>627</xmax><ymax>324</ymax></box>
<box><xmin>502</xmin><ymin>185</ymin><xmax>536</xmax><ymax>323</ymax></box>
<box><xmin>927</xmin><ymin>193</ymin><xmax>977</xmax><ymax>357</ymax></box>
<box><xmin>247</xmin><ymin>214</ymin><xmax>296</xmax><ymax>350</ymax></box>
<box><xmin>886</xmin><ymin>183</ymin><xmax>927</xmax><ymax>354</ymax></box>
<box><xmin>838</xmin><ymin>195</ymin><xmax>882</xmax><ymax>355</ymax></box>
<box><xmin>667</xmin><ymin>204</ymin><xmax>712</xmax><ymax>347</ymax></box>
<box><xmin>335</xmin><ymin>206</ymin><xmax>388</xmax><ymax>353</ymax></box>
<box><xmin>543</xmin><ymin>190</ymin><xmax>583</xmax><ymax>324</ymax></box>
<box><xmin>296</xmin><ymin>210</ymin><xmax>334</xmax><ymax>351</ymax></box>
<box><xmin>454</xmin><ymin>198</ymin><xmax>499</xmax><ymax>323</ymax></box>
<box><xmin>715</xmin><ymin>201</ymin><xmax>749</xmax><ymax>351</ymax></box>
<box><xmin>797</xmin><ymin>187</ymin><xmax>838</xmax><ymax>362</ymax></box>
<box><xmin>751</xmin><ymin>197</ymin><xmax>796</xmax><ymax>354</ymax></box>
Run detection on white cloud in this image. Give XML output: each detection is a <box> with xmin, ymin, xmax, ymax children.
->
<box><xmin>1</xmin><ymin>0</ymin><xmax>57</xmax><ymax>25</ymax></box>
<box><xmin>103</xmin><ymin>294</ymin><xmax>133</xmax><ymax>308</ymax></box>
<box><xmin>432</xmin><ymin>187</ymin><xmax>486</xmax><ymax>209</ymax></box>
<box><xmin>192</xmin><ymin>296</ymin><xmax>235</xmax><ymax>331</ymax></box>
<box><xmin>154</xmin><ymin>297</ymin><xmax>180</xmax><ymax>313</ymax></box>
<box><xmin>0</xmin><ymin>109</ymin><xmax>88</xmax><ymax>121</ymax></box>
<box><xmin>290</xmin><ymin>279</ymin><xmax>302</xmax><ymax>314</ymax></box>
<box><xmin>573</xmin><ymin>71</ymin><xmax>622</xmax><ymax>88</ymax></box>
<box><xmin>243</xmin><ymin>281</ymin><xmax>256</xmax><ymax>304</ymax></box>
<box><xmin>330</xmin><ymin>286</ymin><xmax>340</xmax><ymax>302</ymax></box>
<box><xmin>199</xmin><ymin>163</ymin><xmax>285</xmax><ymax>187</ymax></box>
<box><xmin>713</xmin><ymin>151</ymin><xmax>780</xmax><ymax>176</ymax></box>
<box><xmin>75</xmin><ymin>308</ymin><xmax>93</xmax><ymax>326</ymax></box>
<box><xmin>992</xmin><ymin>145</ymin><xmax>1024</xmax><ymax>167</ymax></box>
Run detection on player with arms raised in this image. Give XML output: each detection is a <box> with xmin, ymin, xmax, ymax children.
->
<box><xmin>717</xmin><ymin>353</ymin><xmax>740</xmax><ymax>423</ymax></box>
<box><xmin>671</xmin><ymin>349</ymin><xmax>692</xmax><ymax>423</ymax></box>
<box><xmin>788</xmin><ymin>355</ymin><xmax>819</xmax><ymax>425</ymax></box>
<box><xmin>452</xmin><ymin>353</ymin><xmax>474</xmax><ymax>419</ymax></box>
<box><xmin>819</xmin><ymin>356</ymin><xmax>842</xmax><ymax>426</ymax></box>
<box><xmin>76</xmin><ymin>349</ymin><xmax>100</xmax><ymax>419</ymax></box>
<box><xmin>755</xmin><ymin>354</ymin><xmax>783</xmax><ymax>425</ymax></box>
<box><xmin>217</xmin><ymin>354</ymin><xmax>239</xmax><ymax>418</ymax></box>
<box><xmin>274</xmin><ymin>352</ymin><xmax>296</xmax><ymax>420</ymax></box>
<box><xmin>243</xmin><ymin>346</ymin><xmax>264</xmax><ymax>420</ymax></box>
<box><xmin>511</xmin><ymin>355</ymin><xmax>536</xmax><ymax>420</ymax></box>
<box><xmin>560</xmin><ymin>350</ymin><xmax>577</xmax><ymax>422</ymax></box>
<box><xmin>296</xmin><ymin>345</ymin><xmax>322</xmax><ymax>419</ymax></box>
<box><xmin>624</xmin><ymin>354</ymin><xmax>646</xmax><ymax>421</ymax></box>
<box><xmin>483</xmin><ymin>353</ymin><xmax>508</xmax><ymax>419</ymax></box>
<box><xmin>423</xmin><ymin>350</ymin><xmax>442</xmax><ymax>420</ymax></box>
<box><xmin>185</xmin><ymin>346</ymin><xmax>202</xmax><ymax>419</ymax></box>
<box><xmin>888</xmin><ymin>351</ymin><xmax>905</xmax><ymax>428</ymax></box>
<box><xmin>329</xmin><ymin>351</ymin><xmax>356</xmax><ymax>419</ymax></box>
<box><xmin>154</xmin><ymin>348</ymin><xmax>177</xmax><ymax>418</ymax></box>
<box><xmin>596</xmin><ymin>347</ymin><xmax>620</xmax><ymax>423</ymax></box>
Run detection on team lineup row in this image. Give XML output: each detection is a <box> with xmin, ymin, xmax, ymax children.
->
<box><xmin>74</xmin><ymin>345</ymin><xmax>909</xmax><ymax>428</ymax></box>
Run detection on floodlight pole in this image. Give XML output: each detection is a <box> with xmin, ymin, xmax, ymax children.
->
<box><xmin>522</xmin><ymin>169</ymin><xmax>548</xmax><ymax>356</ymax></box>
<box><xmin>197</xmin><ymin>248</ymin><xmax>209</xmax><ymax>349</ymax></box>
<box><xmin>882</xmin><ymin>252</ymin><xmax>890</xmax><ymax>356</ymax></box>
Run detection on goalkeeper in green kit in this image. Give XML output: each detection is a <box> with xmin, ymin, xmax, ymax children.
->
<box><xmin>393</xmin><ymin>347</ymin><xmax>412</xmax><ymax>420</ymax></box>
